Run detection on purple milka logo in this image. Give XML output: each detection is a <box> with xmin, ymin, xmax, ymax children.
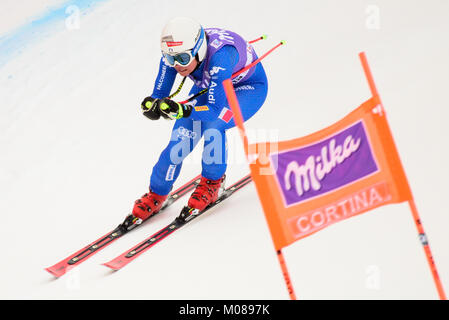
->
<box><xmin>271</xmin><ymin>121</ymin><xmax>379</xmax><ymax>207</ymax></box>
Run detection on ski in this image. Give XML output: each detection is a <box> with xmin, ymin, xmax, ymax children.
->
<box><xmin>102</xmin><ymin>174</ymin><xmax>252</xmax><ymax>271</ymax></box>
<box><xmin>45</xmin><ymin>174</ymin><xmax>201</xmax><ymax>278</ymax></box>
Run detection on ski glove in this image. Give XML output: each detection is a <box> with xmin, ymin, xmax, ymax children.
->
<box><xmin>141</xmin><ymin>96</ymin><xmax>161</xmax><ymax>120</ymax></box>
<box><xmin>158</xmin><ymin>98</ymin><xmax>192</xmax><ymax>120</ymax></box>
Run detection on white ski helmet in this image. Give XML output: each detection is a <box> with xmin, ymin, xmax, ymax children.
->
<box><xmin>160</xmin><ymin>17</ymin><xmax>207</xmax><ymax>66</ymax></box>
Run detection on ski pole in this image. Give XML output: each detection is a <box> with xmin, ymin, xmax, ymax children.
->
<box><xmin>169</xmin><ymin>35</ymin><xmax>266</xmax><ymax>101</ymax></box>
<box><xmin>249</xmin><ymin>34</ymin><xmax>267</xmax><ymax>44</ymax></box>
<box><xmin>178</xmin><ymin>40</ymin><xmax>286</xmax><ymax>104</ymax></box>
<box><xmin>168</xmin><ymin>76</ymin><xmax>187</xmax><ymax>99</ymax></box>
<box><xmin>231</xmin><ymin>40</ymin><xmax>285</xmax><ymax>80</ymax></box>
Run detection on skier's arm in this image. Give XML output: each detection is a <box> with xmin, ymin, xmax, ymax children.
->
<box><xmin>141</xmin><ymin>57</ymin><xmax>178</xmax><ymax>120</ymax></box>
<box><xmin>188</xmin><ymin>45</ymin><xmax>239</xmax><ymax>122</ymax></box>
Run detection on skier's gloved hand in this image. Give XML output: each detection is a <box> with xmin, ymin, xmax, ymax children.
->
<box><xmin>158</xmin><ymin>98</ymin><xmax>192</xmax><ymax>120</ymax></box>
<box><xmin>141</xmin><ymin>96</ymin><xmax>161</xmax><ymax>120</ymax></box>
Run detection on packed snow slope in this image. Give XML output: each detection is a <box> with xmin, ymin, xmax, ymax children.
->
<box><xmin>0</xmin><ymin>0</ymin><xmax>448</xmax><ymax>299</ymax></box>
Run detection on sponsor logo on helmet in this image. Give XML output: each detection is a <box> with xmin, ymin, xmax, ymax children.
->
<box><xmin>161</xmin><ymin>35</ymin><xmax>174</xmax><ymax>42</ymax></box>
<box><xmin>166</xmin><ymin>41</ymin><xmax>183</xmax><ymax>47</ymax></box>
<box><xmin>194</xmin><ymin>28</ymin><xmax>201</xmax><ymax>42</ymax></box>
<box><xmin>191</xmin><ymin>28</ymin><xmax>205</xmax><ymax>56</ymax></box>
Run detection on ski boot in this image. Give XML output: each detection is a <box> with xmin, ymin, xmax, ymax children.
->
<box><xmin>131</xmin><ymin>190</ymin><xmax>168</xmax><ymax>223</ymax></box>
<box><xmin>178</xmin><ymin>175</ymin><xmax>226</xmax><ymax>222</ymax></box>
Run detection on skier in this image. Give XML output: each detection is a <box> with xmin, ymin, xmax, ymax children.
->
<box><xmin>132</xmin><ymin>17</ymin><xmax>268</xmax><ymax>222</ymax></box>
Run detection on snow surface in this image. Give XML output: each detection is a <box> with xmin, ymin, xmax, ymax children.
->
<box><xmin>0</xmin><ymin>0</ymin><xmax>448</xmax><ymax>299</ymax></box>
<box><xmin>0</xmin><ymin>0</ymin><xmax>67</xmax><ymax>35</ymax></box>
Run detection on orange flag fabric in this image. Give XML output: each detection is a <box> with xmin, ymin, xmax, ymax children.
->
<box><xmin>223</xmin><ymin>52</ymin><xmax>445</xmax><ymax>299</ymax></box>
<box><xmin>246</xmin><ymin>96</ymin><xmax>412</xmax><ymax>250</ymax></box>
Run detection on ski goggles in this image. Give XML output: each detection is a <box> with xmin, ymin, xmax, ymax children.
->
<box><xmin>163</xmin><ymin>50</ymin><xmax>194</xmax><ymax>67</ymax></box>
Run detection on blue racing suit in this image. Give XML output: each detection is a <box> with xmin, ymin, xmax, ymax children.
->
<box><xmin>148</xmin><ymin>32</ymin><xmax>268</xmax><ymax>195</ymax></box>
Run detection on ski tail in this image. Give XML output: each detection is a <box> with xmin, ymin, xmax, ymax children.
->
<box><xmin>45</xmin><ymin>229</ymin><xmax>121</xmax><ymax>277</ymax></box>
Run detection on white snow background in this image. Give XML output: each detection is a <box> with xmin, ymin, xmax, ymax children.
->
<box><xmin>0</xmin><ymin>0</ymin><xmax>448</xmax><ymax>299</ymax></box>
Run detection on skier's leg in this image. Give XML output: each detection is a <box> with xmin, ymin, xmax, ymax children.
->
<box><xmin>149</xmin><ymin>117</ymin><xmax>203</xmax><ymax>195</ymax></box>
<box><xmin>133</xmin><ymin>117</ymin><xmax>205</xmax><ymax>220</ymax></box>
<box><xmin>200</xmin><ymin>66</ymin><xmax>268</xmax><ymax>179</ymax></box>
<box><xmin>186</xmin><ymin>66</ymin><xmax>268</xmax><ymax>211</ymax></box>
<box><xmin>149</xmin><ymin>85</ymin><xmax>208</xmax><ymax>195</ymax></box>
<box><xmin>133</xmin><ymin>118</ymin><xmax>199</xmax><ymax>220</ymax></box>
<box><xmin>200</xmin><ymin>125</ymin><xmax>228</xmax><ymax>180</ymax></box>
